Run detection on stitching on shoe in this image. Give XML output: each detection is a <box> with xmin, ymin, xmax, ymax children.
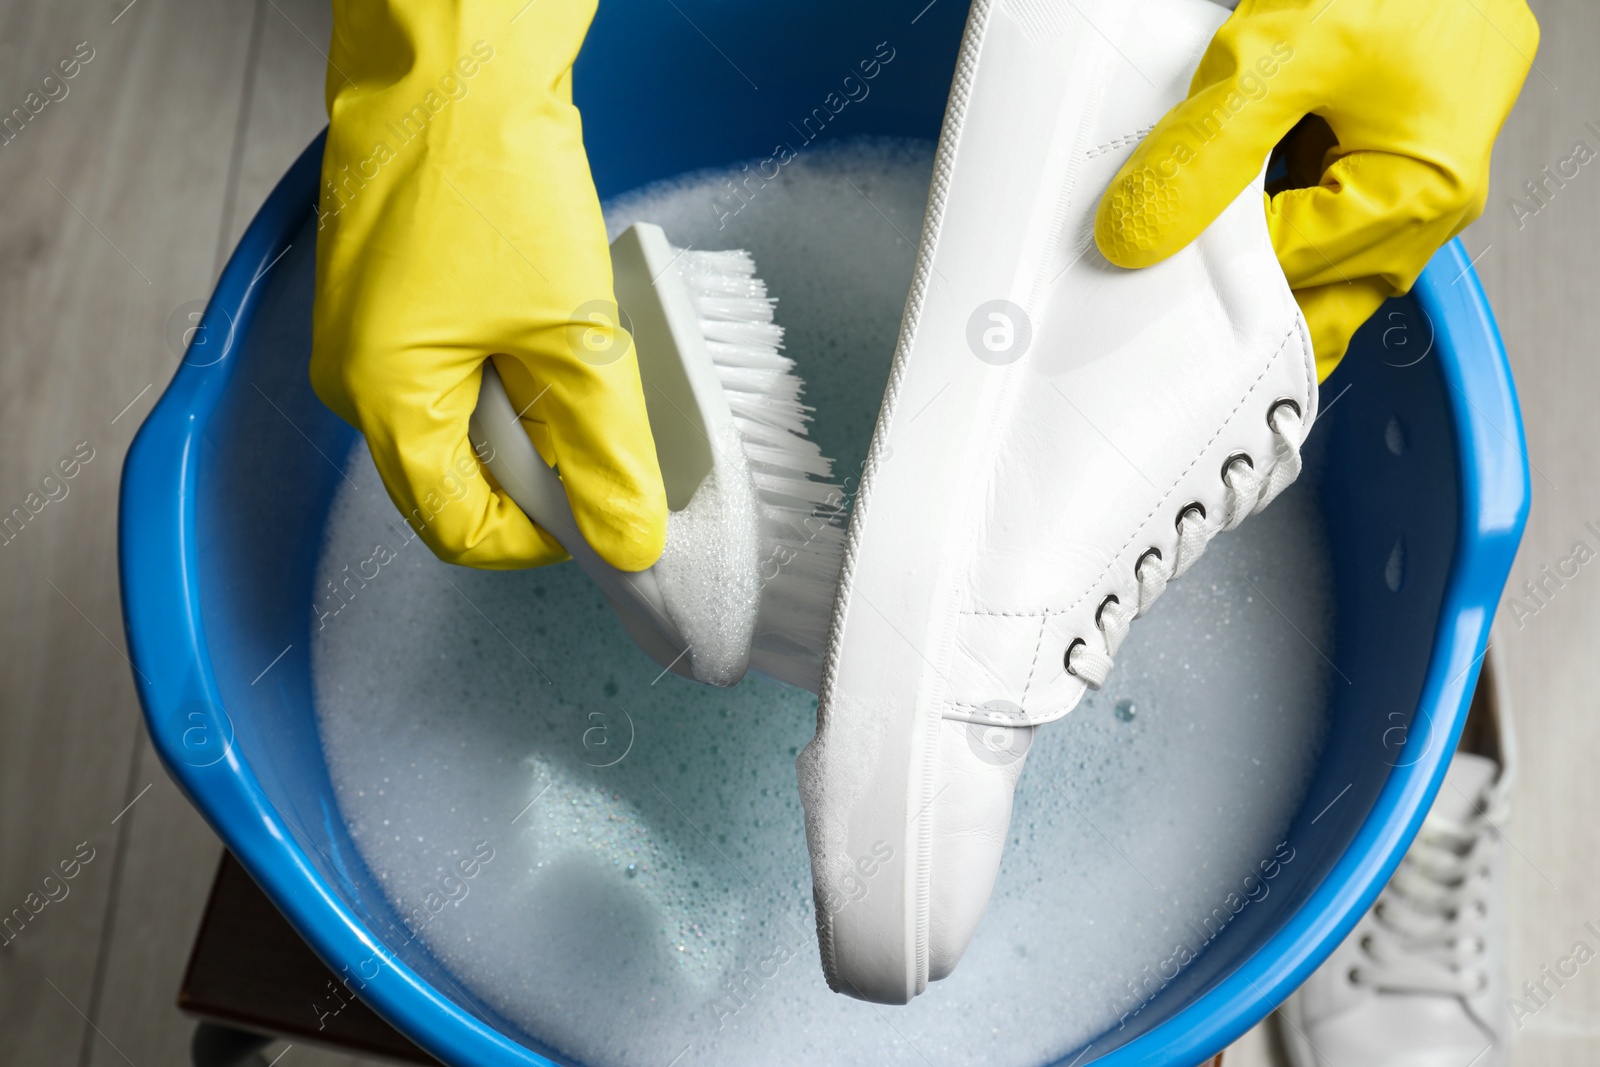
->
<box><xmin>959</xmin><ymin>608</ymin><xmax>1050</xmax><ymax>618</ymax></box>
<box><xmin>1020</xmin><ymin>613</ymin><xmax>1049</xmax><ymax>703</ymax></box>
<box><xmin>953</xmin><ymin>324</ymin><xmax>1304</xmax><ymax>625</ymax></box>
<box><xmin>944</xmin><ymin>265</ymin><xmax>1314</xmax><ymax>725</ymax></box>
<box><xmin>946</xmin><ymin>324</ymin><xmax>1305</xmax><ymax>631</ymax></box>
<box><xmin>1084</xmin><ymin>124</ymin><xmax>1154</xmax><ymax>158</ymax></box>
<box><xmin>1053</xmin><ymin>323</ymin><xmax>1301</xmax><ymax>618</ymax></box>
<box><xmin>937</xmin><ymin>697</ymin><xmax>1067</xmax><ymax>726</ymax></box>
<box><xmin>942</xmin><ymin>698</ymin><xmax>1033</xmax><ymax>712</ymax></box>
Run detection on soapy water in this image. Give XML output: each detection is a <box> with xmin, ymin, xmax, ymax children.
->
<box><xmin>313</xmin><ymin>138</ymin><xmax>1333</xmax><ymax>1066</ymax></box>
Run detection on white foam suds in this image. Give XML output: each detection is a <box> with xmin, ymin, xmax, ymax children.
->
<box><xmin>313</xmin><ymin>138</ymin><xmax>1333</xmax><ymax>1066</ymax></box>
<box><xmin>656</xmin><ymin>424</ymin><xmax>762</xmax><ymax>687</ymax></box>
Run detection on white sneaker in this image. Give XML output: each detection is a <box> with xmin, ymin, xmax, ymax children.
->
<box><xmin>798</xmin><ymin>0</ymin><xmax>1316</xmax><ymax>1003</ymax></box>
<box><xmin>1280</xmin><ymin>646</ymin><xmax>1515</xmax><ymax>1067</ymax></box>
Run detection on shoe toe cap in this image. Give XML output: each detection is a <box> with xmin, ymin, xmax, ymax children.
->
<box><xmin>927</xmin><ymin>718</ymin><xmax>1032</xmax><ymax>981</ymax></box>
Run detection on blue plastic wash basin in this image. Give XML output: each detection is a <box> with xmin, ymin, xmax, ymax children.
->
<box><xmin>118</xmin><ymin>2</ymin><xmax>1528</xmax><ymax>1064</ymax></box>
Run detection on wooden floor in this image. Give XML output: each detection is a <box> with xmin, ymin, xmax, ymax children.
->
<box><xmin>0</xmin><ymin>1</ymin><xmax>1592</xmax><ymax>1065</ymax></box>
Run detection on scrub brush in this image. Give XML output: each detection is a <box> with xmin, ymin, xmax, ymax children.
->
<box><xmin>470</xmin><ymin>222</ymin><xmax>845</xmax><ymax>691</ymax></box>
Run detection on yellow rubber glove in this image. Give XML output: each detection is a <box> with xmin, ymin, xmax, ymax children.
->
<box><xmin>1095</xmin><ymin>0</ymin><xmax>1538</xmax><ymax>380</ymax></box>
<box><xmin>311</xmin><ymin>0</ymin><xmax>667</xmax><ymax>571</ymax></box>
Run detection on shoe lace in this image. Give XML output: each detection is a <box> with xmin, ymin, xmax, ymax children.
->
<box><xmin>1347</xmin><ymin>799</ymin><xmax>1496</xmax><ymax>997</ymax></box>
<box><xmin>1066</xmin><ymin>400</ymin><xmax>1307</xmax><ymax>689</ymax></box>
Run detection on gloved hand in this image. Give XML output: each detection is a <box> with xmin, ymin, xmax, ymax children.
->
<box><xmin>311</xmin><ymin>0</ymin><xmax>667</xmax><ymax>571</ymax></box>
<box><xmin>1095</xmin><ymin>0</ymin><xmax>1538</xmax><ymax>380</ymax></box>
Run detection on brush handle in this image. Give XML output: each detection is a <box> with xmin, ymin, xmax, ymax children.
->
<box><xmin>468</xmin><ymin>363</ymin><xmax>689</xmax><ymax>662</ymax></box>
<box><xmin>469</xmin><ymin>363</ymin><xmax>589</xmax><ymax>555</ymax></box>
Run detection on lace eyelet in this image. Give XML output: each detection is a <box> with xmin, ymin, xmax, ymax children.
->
<box><xmin>1064</xmin><ymin>638</ymin><xmax>1087</xmax><ymax>676</ymax></box>
<box><xmin>1176</xmin><ymin>502</ymin><xmax>1206</xmax><ymax>530</ymax></box>
<box><xmin>1269</xmin><ymin>398</ymin><xmax>1302</xmax><ymax>430</ymax></box>
<box><xmin>1135</xmin><ymin>547</ymin><xmax>1162</xmax><ymax>579</ymax></box>
<box><xmin>1359</xmin><ymin>934</ymin><xmax>1375</xmax><ymax>955</ymax></box>
<box><xmin>1347</xmin><ymin>966</ymin><xmax>1362</xmax><ymax>987</ymax></box>
<box><xmin>1095</xmin><ymin>595</ymin><xmax>1119</xmax><ymax>627</ymax></box>
<box><xmin>1221</xmin><ymin>451</ymin><xmax>1254</xmax><ymax>481</ymax></box>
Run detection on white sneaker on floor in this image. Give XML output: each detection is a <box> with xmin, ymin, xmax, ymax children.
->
<box><xmin>1280</xmin><ymin>647</ymin><xmax>1515</xmax><ymax>1067</ymax></box>
<box><xmin>798</xmin><ymin>0</ymin><xmax>1316</xmax><ymax>1003</ymax></box>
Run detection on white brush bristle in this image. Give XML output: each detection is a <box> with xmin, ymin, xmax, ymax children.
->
<box><xmin>674</xmin><ymin>246</ymin><xmax>846</xmax><ymax>690</ymax></box>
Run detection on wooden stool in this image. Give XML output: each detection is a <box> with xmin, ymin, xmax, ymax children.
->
<box><xmin>180</xmin><ymin>852</ymin><xmax>437</xmax><ymax>1065</ymax></box>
